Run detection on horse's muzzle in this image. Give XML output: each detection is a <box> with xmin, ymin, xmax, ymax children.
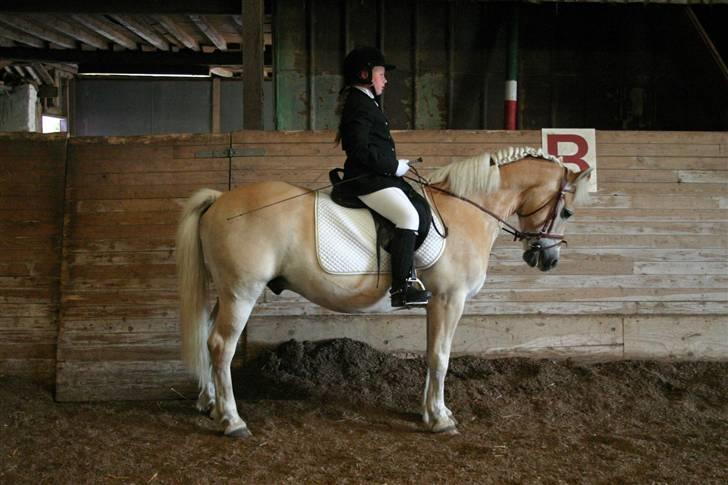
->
<box><xmin>523</xmin><ymin>239</ymin><xmax>561</xmax><ymax>272</ymax></box>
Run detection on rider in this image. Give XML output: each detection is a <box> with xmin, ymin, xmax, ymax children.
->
<box><xmin>336</xmin><ymin>46</ymin><xmax>431</xmax><ymax>308</ymax></box>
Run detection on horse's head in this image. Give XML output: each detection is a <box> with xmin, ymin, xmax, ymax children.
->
<box><xmin>517</xmin><ymin>167</ymin><xmax>592</xmax><ymax>272</ymax></box>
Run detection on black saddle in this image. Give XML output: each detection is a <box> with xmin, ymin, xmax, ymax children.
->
<box><xmin>328</xmin><ymin>168</ymin><xmax>432</xmax><ymax>251</ymax></box>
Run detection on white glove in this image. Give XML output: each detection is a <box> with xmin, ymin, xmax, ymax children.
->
<box><xmin>395</xmin><ymin>159</ymin><xmax>410</xmax><ymax>177</ymax></box>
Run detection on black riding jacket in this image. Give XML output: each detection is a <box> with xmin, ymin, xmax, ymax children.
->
<box><xmin>339</xmin><ymin>87</ymin><xmax>410</xmax><ymax>196</ymax></box>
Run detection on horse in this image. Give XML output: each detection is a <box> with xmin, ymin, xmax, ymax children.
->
<box><xmin>175</xmin><ymin>146</ymin><xmax>592</xmax><ymax>437</ymax></box>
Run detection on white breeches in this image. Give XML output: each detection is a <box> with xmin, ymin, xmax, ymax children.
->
<box><xmin>358</xmin><ymin>187</ymin><xmax>419</xmax><ymax>231</ymax></box>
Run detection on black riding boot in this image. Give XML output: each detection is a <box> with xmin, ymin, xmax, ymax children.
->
<box><xmin>389</xmin><ymin>228</ymin><xmax>431</xmax><ymax>307</ymax></box>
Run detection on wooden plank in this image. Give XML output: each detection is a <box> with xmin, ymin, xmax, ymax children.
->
<box><xmin>624</xmin><ymin>316</ymin><xmax>728</xmax><ymax>360</ymax></box>
<box><xmin>69</xmin><ymin>157</ymin><xmax>229</xmax><ymax>175</ymax></box>
<box><xmin>597</xmin><ymin>131</ymin><xmax>728</xmax><ymax>144</ymax></box>
<box><xmin>55</xmin><ymin>360</ymin><xmax>196</xmax><ymax>402</ymax></box>
<box><xmin>67</xmin><ymin>183</ymin><xmax>229</xmax><ymax>200</ymax></box>
<box><xmin>599</xmin><ymin>156</ymin><xmax>728</xmax><ymax>171</ymax></box>
<box><xmin>245</xmin><ymin>314</ymin><xmax>623</xmax><ymax>361</ymax></box>
<box><xmin>68</xmin><ymin>171</ymin><xmax>227</xmax><ymax>188</ymax></box>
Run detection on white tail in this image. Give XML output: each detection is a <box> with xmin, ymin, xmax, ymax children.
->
<box><xmin>176</xmin><ymin>188</ymin><xmax>222</xmax><ymax>387</ymax></box>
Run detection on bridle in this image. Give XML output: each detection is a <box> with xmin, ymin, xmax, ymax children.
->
<box><xmin>514</xmin><ymin>166</ymin><xmax>575</xmax><ymax>249</ymax></box>
<box><xmin>407</xmin><ymin>166</ymin><xmax>575</xmax><ymax>249</ymax></box>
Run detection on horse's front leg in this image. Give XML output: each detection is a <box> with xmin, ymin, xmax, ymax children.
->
<box><xmin>423</xmin><ymin>291</ymin><xmax>466</xmax><ymax>433</ymax></box>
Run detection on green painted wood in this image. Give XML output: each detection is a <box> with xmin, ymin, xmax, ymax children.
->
<box><xmin>275</xmin><ymin>0</ymin><xmax>309</xmax><ymax>130</ymax></box>
<box><xmin>415</xmin><ymin>2</ymin><xmax>448</xmax><ymax>129</ymax></box>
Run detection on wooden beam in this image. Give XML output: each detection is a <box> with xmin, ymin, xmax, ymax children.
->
<box><xmin>34</xmin><ymin>63</ymin><xmax>55</xmax><ymax>85</ymax></box>
<box><xmin>12</xmin><ymin>65</ymin><xmax>26</xmax><ymax>77</ymax></box>
<box><xmin>685</xmin><ymin>6</ymin><xmax>728</xmax><ymax>83</ymax></box>
<box><xmin>0</xmin><ymin>60</ymin><xmax>11</xmax><ymax>70</ymax></box>
<box><xmin>0</xmin><ymin>46</ymin><xmax>241</xmax><ymax>67</ymax></box>
<box><xmin>70</xmin><ymin>14</ymin><xmax>139</xmax><ymax>50</ymax></box>
<box><xmin>47</xmin><ymin>63</ymin><xmax>78</xmax><ymax>75</ymax></box>
<box><xmin>189</xmin><ymin>15</ymin><xmax>227</xmax><ymax>51</ymax></box>
<box><xmin>111</xmin><ymin>15</ymin><xmax>170</xmax><ymax>51</ymax></box>
<box><xmin>0</xmin><ymin>14</ymin><xmax>76</xmax><ymax>49</ymax></box>
<box><xmin>39</xmin><ymin>15</ymin><xmax>110</xmax><ymax>50</ymax></box>
<box><xmin>0</xmin><ymin>23</ymin><xmax>45</xmax><ymax>48</ymax></box>
<box><xmin>242</xmin><ymin>0</ymin><xmax>264</xmax><ymax>130</ymax></box>
<box><xmin>154</xmin><ymin>15</ymin><xmax>200</xmax><ymax>51</ymax></box>
<box><xmin>24</xmin><ymin>65</ymin><xmax>42</xmax><ymax>83</ymax></box>
<box><xmin>0</xmin><ymin>1</ymin><xmax>241</xmax><ymax>14</ymax></box>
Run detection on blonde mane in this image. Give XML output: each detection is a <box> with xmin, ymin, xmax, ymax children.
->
<box><xmin>428</xmin><ymin>146</ymin><xmax>590</xmax><ymax>203</ymax></box>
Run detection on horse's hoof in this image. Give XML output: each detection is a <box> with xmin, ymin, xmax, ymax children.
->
<box><xmin>225</xmin><ymin>426</ymin><xmax>253</xmax><ymax>439</ymax></box>
<box><xmin>430</xmin><ymin>417</ymin><xmax>458</xmax><ymax>434</ymax></box>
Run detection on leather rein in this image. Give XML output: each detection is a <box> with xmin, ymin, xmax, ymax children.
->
<box><xmin>406</xmin><ymin>166</ymin><xmax>575</xmax><ymax>248</ymax></box>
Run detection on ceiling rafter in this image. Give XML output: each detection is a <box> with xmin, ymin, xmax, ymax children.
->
<box><xmin>111</xmin><ymin>15</ymin><xmax>170</xmax><ymax>51</ymax></box>
<box><xmin>0</xmin><ymin>1</ymin><xmax>241</xmax><ymax>14</ymax></box>
<box><xmin>0</xmin><ymin>23</ymin><xmax>45</xmax><ymax>48</ymax></box>
<box><xmin>0</xmin><ymin>46</ymin><xmax>241</xmax><ymax>66</ymax></box>
<box><xmin>24</xmin><ymin>65</ymin><xmax>42</xmax><ymax>83</ymax></box>
<box><xmin>70</xmin><ymin>14</ymin><xmax>139</xmax><ymax>50</ymax></box>
<box><xmin>34</xmin><ymin>63</ymin><xmax>55</xmax><ymax>85</ymax></box>
<box><xmin>189</xmin><ymin>15</ymin><xmax>227</xmax><ymax>51</ymax></box>
<box><xmin>154</xmin><ymin>15</ymin><xmax>200</xmax><ymax>52</ymax></box>
<box><xmin>0</xmin><ymin>14</ymin><xmax>77</xmax><ymax>49</ymax></box>
<box><xmin>40</xmin><ymin>14</ymin><xmax>110</xmax><ymax>50</ymax></box>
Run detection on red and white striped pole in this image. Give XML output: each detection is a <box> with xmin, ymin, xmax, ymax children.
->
<box><xmin>504</xmin><ymin>6</ymin><xmax>519</xmax><ymax>130</ymax></box>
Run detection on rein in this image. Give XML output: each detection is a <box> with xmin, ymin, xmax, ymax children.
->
<box><xmin>406</xmin><ymin>165</ymin><xmax>573</xmax><ymax>246</ymax></box>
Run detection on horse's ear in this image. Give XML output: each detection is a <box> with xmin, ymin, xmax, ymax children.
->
<box><xmin>573</xmin><ymin>167</ymin><xmax>593</xmax><ymax>183</ymax></box>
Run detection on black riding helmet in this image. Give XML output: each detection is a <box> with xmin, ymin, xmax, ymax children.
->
<box><xmin>343</xmin><ymin>46</ymin><xmax>396</xmax><ymax>86</ymax></box>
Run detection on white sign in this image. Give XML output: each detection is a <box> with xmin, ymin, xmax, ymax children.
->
<box><xmin>541</xmin><ymin>128</ymin><xmax>598</xmax><ymax>192</ymax></box>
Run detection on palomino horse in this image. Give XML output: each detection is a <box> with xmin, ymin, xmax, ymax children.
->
<box><xmin>176</xmin><ymin>147</ymin><xmax>592</xmax><ymax>437</ymax></box>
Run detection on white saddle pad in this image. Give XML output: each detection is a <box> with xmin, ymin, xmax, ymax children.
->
<box><xmin>315</xmin><ymin>190</ymin><xmax>446</xmax><ymax>275</ymax></box>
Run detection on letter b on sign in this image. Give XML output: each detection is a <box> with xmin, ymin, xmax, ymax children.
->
<box><xmin>541</xmin><ymin>128</ymin><xmax>597</xmax><ymax>192</ymax></box>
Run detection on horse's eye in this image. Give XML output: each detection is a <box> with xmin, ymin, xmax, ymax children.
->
<box><xmin>561</xmin><ymin>207</ymin><xmax>574</xmax><ymax>220</ymax></box>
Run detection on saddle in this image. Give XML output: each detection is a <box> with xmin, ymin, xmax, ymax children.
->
<box><xmin>328</xmin><ymin>168</ymin><xmax>432</xmax><ymax>251</ymax></box>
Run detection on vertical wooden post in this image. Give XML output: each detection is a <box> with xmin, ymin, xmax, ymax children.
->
<box><xmin>504</xmin><ymin>4</ymin><xmax>519</xmax><ymax>130</ymax></box>
<box><xmin>211</xmin><ymin>77</ymin><xmax>221</xmax><ymax>133</ymax></box>
<box><xmin>242</xmin><ymin>0</ymin><xmax>264</xmax><ymax>130</ymax></box>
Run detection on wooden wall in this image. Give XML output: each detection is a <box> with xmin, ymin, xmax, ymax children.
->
<box><xmin>0</xmin><ymin>133</ymin><xmax>66</xmax><ymax>384</ymax></box>
<box><xmin>56</xmin><ymin>134</ymin><xmax>229</xmax><ymax>400</ymax></box>
<box><xmin>0</xmin><ymin>130</ymin><xmax>725</xmax><ymax>400</ymax></box>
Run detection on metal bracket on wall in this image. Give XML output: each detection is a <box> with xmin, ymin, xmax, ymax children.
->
<box><xmin>194</xmin><ymin>147</ymin><xmax>266</xmax><ymax>158</ymax></box>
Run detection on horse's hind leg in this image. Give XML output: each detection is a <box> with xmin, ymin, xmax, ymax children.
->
<box><xmin>208</xmin><ymin>293</ymin><xmax>256</xmax><ymax>438</ymax></box>
<box><xmin>195</xmin><ymin>300</ymin><xmax>219</xmax><ymax>414</ymax></box>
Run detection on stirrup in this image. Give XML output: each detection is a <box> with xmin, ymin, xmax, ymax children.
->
<box><xmin>390</xmin><ymin>277</ymin><xmax>431</xmax><ymax>308</ymax></box>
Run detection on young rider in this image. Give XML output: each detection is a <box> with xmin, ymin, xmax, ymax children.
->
<box><xmin>336</xmin><ymin>46</ymin><xmax>431</xmax><ymax>308</ymax></box>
